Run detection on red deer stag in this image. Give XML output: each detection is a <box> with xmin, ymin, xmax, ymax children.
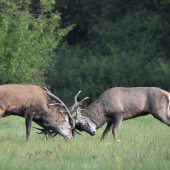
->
<box><xmin>72</xmin><ymin>87</ymin><xmax>170</xmax><ymax>141</ymax></box>
<box><xmin>0</xmin><ymin>84</ymin><xmax>75</xmax><ymax>141</ymax></box>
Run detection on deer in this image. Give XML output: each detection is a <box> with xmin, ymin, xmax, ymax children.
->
<box><xmin>73</xmin><ymin>87</ymin><xmax>170</xmax><ymax>141</ymax></box>
<box><xmin>39</xmin><ymin>87</ymin><xmax>170</xmax><ymax>141</ymax></box>
<box><xmin>0</xmin><ymin>84</ymin><xmax>76</xmax><ymax>141</ymax></box>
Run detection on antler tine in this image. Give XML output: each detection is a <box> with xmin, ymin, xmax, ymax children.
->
<box><xmin>79</xmin><ymin>97</ymin><xmax>89</xmax><ymax>105</ymax></box>
<box><xmin>52</xmin><ymin>132</ymin><xmax>58</xmax><ymax>137</ymax></box>
<box><xmin>34</xmin><ymin>127</ymin><xmax>45</xmax><ymax>131</ymax></box>
<box><xmin>49</xmin><ymin>103</ymin><xmax>65</xmax><ymax>107</ymax></box>
<box><xmin>75</xmin><ymin>130</ymin><xmax>81</xmax><ymax>135</ymax></box>
<box><xmin>34</xmin><ymin>127</ymin><xmax>47</xmax><ymax>135</ymax></box>
<box><xmin>41</xmin><ymin>87</ymin><xmax>50</xmax><ymax>94</ymax></box>
<box><xmin>70</xmin><ymin>91</ymin><xmax>89</xmax><ymax>115</ymax></box>
<box><xmin>41</xmin><ymin>87</ymin><xmax>75</xmax><ymax>130</ymax></box>
<box><xmin>74</xmin><ymin>91</ymin><xmax>81</xmax><ymax>103</ymax></box>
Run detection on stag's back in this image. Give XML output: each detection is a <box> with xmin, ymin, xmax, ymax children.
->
<box><xmin>0</xmin><ymin>84</ymin><xmax>49</xmax><ymax>111</ymax></box>
<box><xmin>88</xmin><ymin>87</ymin><xmax>170</xmax><ymax>119</ymax></box>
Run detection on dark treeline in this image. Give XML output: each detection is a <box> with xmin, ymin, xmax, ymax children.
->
<box><xmin>48</xmin><ymin>0</ymin><xmax>170</xmax><ymax>105</ymax></box>
<box><xmin>1</xmin><ymin>0</ymin><xmax>170</xmax><ymax>105</ymax></box>
<box><xmin>0</xmin><ymin>0</ymin><xmax>71</xmax><ymax>85</ymax></box>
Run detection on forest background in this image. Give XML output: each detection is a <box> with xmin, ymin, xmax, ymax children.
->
<box><xmin>1</xmin><ymin>0</ymin><xmax>170</xmax><ymax>105</ymax></box>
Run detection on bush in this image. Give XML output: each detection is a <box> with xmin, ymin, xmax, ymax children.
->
<box><xmin>0</xmin><ymin>0</ymin><xmax>71</xmax><ymax>84</ymax></box>
<box><xmin>47</xmin><ymin>10</ymin><xmax>170</xmax><ymax>105</ymax></box>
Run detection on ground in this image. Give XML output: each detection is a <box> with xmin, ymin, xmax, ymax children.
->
<box><xmin>0</xmin><ymin>115</ymin><xmax>170</xmax><ymax>170</ymax></box>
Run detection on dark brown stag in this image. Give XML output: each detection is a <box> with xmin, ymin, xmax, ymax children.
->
<box><xmin>0</xmin><ymin>84</ymin><xmax>75</xmax><ymax>141</ymax></box>
<box><xmin>73</xmin><ymin>87</ymin><xmax>170</xmax><ymax>141</ymax></box>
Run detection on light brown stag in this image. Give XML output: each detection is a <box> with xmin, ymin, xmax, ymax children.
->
<box><xmin>73</xmin><ymin>87</ymin><xmax>170</xmax><ymax>141</ymax></box>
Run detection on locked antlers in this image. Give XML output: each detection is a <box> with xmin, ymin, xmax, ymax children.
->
<box><xmin>70</xmin><ymin>91</ymin><xmax>89</xmax><ymax>115</ymax></box>
<box><xmin>33</xmin><ymin>127</ymin><xmax>58</xmax><ymax>139</ymax></box>
<box><xmin>41</xmin><ymin>87</ymin><xmax>75</xmax><ymax>130</ymax></box>
<box><xmin>39</xmin><ymin>88</ymin><xmax>89</xmax><ymax>138</ymax></box>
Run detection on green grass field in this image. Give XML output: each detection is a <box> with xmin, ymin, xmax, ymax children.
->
<box><xmin>0</xmin><ymin>115</ymin><xmax>170</xmax><ymax>170</ymax></box>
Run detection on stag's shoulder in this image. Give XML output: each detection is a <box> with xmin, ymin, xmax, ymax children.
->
<box><xmin>0</xmin><ymin>84</ymin><xmax>48</xmax><ymax>98</ymax></box>
<box><xmin>0</xmin><ymin>84</ymin><xmax>42</xmax><ymax>90</ymax></box>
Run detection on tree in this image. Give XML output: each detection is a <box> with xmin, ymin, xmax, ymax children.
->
<box><xmin>47</xmin><ymin>0</ymin><xmax>170</xmax><ymax>104</ymax></box>
<box><xmin>0</xmin><ymin>0</ymin><xmax>72</xmax><ymax>84</ymax></box>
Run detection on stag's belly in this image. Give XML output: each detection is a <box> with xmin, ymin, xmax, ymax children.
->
<box><xmin>122</xmin><ymin>111</ymin><xmax>150</xmax><ymax>120</ymax></box>
<box><xmin>3</xmin><ymin>109</ymin><xmax>25</xmax><ymax>118</ymax></box>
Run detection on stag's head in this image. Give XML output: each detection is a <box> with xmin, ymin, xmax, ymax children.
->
<box><xmin>74</xmin><ymin>107</ymin><xmax>97</xmax><ymax>136</ymax></box>
<box><xmin>51</xmin><ymin>111</ymin><xmax>72</xmax><ymax>140</ymax></box>
<box><xmin>70</xmin><ymin>91</ymin><xmax>97</xmax><ymax>136</ymax></box>
<box><xmin>40</xmin><ymin>87</ymin><xmax>75</xmax><ymax>140</ymax></box>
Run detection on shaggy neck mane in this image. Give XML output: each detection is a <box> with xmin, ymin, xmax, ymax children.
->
<box><xmin>82</xmin><ymin>102</ymin><xmax>106</xmax><ymax>128</ymax></box>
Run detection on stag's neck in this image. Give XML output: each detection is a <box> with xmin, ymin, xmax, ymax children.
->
<box><xmin>82</xmin><ymin>103</ymin><xmax>107</xmax><ymax>128</ymax></box>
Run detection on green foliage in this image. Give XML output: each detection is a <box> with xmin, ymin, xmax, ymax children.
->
<box><xmin>1</xmin><ymin>115</ymin><xmax>170</xmax><ymax>170</ymax></box>
<box><xmin>47</xmin><ymin>0</ymin><xmax>170</xmax><ymax>104</ymax></box>
<box><xmin>47</xmin><ymin>42</ymin><xmax>114</xmax><ymax>105</ymax></box>
<box><xmin>94</xmin><ymin>11</ymin><xmax>170</xmax><ymax>87</ymax></box>
<box><xmin>0</xmin><ymin>0</ymin><xmax>71</xmax><ymax>84</ymax></box>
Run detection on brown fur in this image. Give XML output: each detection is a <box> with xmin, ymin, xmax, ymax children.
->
<box><xmin>80</xmin><ymin>87</ymin><xmax>170</xmax><ymax>140</ymax></box>
<box><xmin>0</xmin><ymin>84</ymin><xmax>71</xmax><ymax>141</ymax></box>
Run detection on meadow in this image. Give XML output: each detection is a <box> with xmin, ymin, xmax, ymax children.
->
<box><xmin>0</xmin><ymin>115</ymin><xmax>170</xmax><ymax>170</ymax></box>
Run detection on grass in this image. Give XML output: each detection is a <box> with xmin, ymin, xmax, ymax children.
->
<box><xmin>0</xmin><ymin>115</ymin><xmax>170</xmax><ymax>170</ymax></box>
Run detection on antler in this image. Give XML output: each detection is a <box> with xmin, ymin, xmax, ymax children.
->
<box><xmin>34</xmin><ymin>127</ymin><xmax>47</xmax><ymax>134</ymax></box>
<box><xmin>41</xmin><ymin>87</ymin><xmax>75</xmax><ymax>130</ymax></box>
<box><xmin>70</xmin><ymin>91</ymin><xmax>89</xmax><ymax>115</ymax></box>
<box><xmin>34</xmin><ymin>127</ymin><xmax>81</xmax><ymax>139</ymax></box>
<box><xmin>34</xmin><ymin>127</ymin><xmax>58</xmax><ymax>138</ymax></box>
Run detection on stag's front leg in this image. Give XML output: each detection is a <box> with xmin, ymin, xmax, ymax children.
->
<box><xmin>100</xmin><ymin>122</ymin><xmax>114</xmax><ymax>141</ymax></box>
<box><xmin>25</xmin><ymin>113</ymin><xmax>34</xmax><ymax>141</ymax></box>
<box><xmin>112</xmin><ymin>114</ymin><xmax>123</xmax><ymax>141</ymax></box>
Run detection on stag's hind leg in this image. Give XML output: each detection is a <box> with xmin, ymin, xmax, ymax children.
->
<box><xmin>25</xmin><ymin>113</ymin><xmax>34</xmax><ymax>141</ymax></box>
<box><xmin>112</xmin><ymin>114</ymin><xmax>123</xmax><ymax>141</ymax></box>
<box><xmin>101</xmin><ymin>122</ymin><xmax>114</xmax><ymax>141</ymax></box>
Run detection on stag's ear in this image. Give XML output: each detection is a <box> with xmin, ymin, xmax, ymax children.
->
<box><xmin>75</xmin><ymin>106</ymin><xmax>81</xmax><ymax>118</ymax></box>
<box><xmin>63</xmin><ymin>112</ymin><xmax>69</xmax><ymax>122</ymax></box>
